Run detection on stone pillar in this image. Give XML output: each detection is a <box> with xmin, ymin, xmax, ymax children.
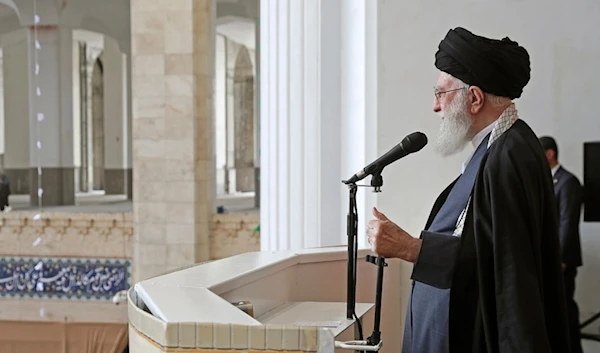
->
<box><xmin>71</xmin><ymin>37</ymin><xmax>84</xmax><ymax>194</ymax></box>
<box><xmin>0</xmin><ymin>49</ymin><xmax>4</xmax><ymax>168</ymax></box>
<box><xmin>224</xmin><ymin>38</ymin><xmax>236</xmax><ymax>194</ymax></box>
<box><xmin>103</xmin><ymin>35</ymin><xmax>130</xmax><ymax>195</ymax></box>
<box><xmin>78</xmin><ymin>41</ymin><xmax>103</xmax><ymax>193</ymax></box>
<box><xmin>131</xmin><ymin>0</ymin><xmax>215</xmax><ymax>281</ymax></box>
<box><xmin>214</xmin><ymin>34</ymin><xmax>226</xmax><ymax>195</ymax></box>
<box><xmin>254</xmin><ymin>10</ymin><xmax>260</xmax><ymax>208</ymax></box>
<box><xmin>2</xmin><ymin>30</ymin><xmax>31</xmax><ymax>195</ymax></box>
<box><xmin>126</xmin><ymin>52</ymin><xmax>133</xmax><ymax>200</ymax></box>
<box><xmin>28</xmin><ymin>27</ymin><xmax>76</xmax><ymax>206</ymax></box>
<box><xmin>260</xmin><ymin>0</ymin><xmax>378</xmax><ymax>251</ymax></box>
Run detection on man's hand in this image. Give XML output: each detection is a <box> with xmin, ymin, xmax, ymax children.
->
<box><xmin>562</xmin><ymin>263</ymin><xmax>567</xmax><ymax>271</ymax></box>
<box><xmin>367</xmin><ymin>207</ymin><xmax>422</xmax><ymax>263</ymax></box>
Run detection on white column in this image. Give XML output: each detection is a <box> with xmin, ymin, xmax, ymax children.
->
<box><xmin>72</xmin><ymin>39</ymin><xmax>81</xmax><ymax>192</ymax></box>
<box><xmin>0</xmin><ymin>49</ymin><xmax>4</xmax><ymax>159</ymax></box>
<box><xmin>318</xmin><ymin>0</ymin><xmax>343</xmax><ymax>247</ymax></box>
<box><xmin>260</xmin><ymin>0</ymin><xmax>339</xmax><ymax>251</ymax></box>
<box><xmin>28</xmin><ymin>26</ymin><xmax>75</xmax><ymax>205</ymax></box>
<box><xmin>225</xmin><ymin>38</ymin><xmax>237</xmax><ymax>193</ymax></box>
<box><xmin>254</xmin><ymin>12</ymin><xmax>261</xmax><ymax>208</ymax></box>
<box><xmin>103</xmin><ymin>35</ymin><xmax>129</xmax><ymax>195</ymax></box>
<box><xmin>125</xmin><ymin>51</ymin><xmax>132</xmax><ymax>199</ymax></box>
<box><xmin>339</xmin><ymin>0</ymin><xmax>379</xmax><ymax>249</ymax></box>
<box><xmin>260</xmin><ymin>0</ymin><xmax>377</xmax><ymax>251</ymax></box>
<box><xmin>2</xmin><ymin>30</ymin><xmax>31</xmax><ymax>194</ymax></box>
<box><xmin>83</xmin><ymin>44</ymin><xmax>102</xmax><ymax>193</ymax></box>
<box><xmin>215</xmin><ymin>34</ymin><xmax>227</xmax><ymax>195</ymax></box>
<box><xmin>59</xmin><ymin>28</ymin><xmax>75</xmax><ymax>174</ymax></box>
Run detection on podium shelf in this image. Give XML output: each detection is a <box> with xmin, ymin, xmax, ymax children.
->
<box><xmin>257</xmin><ymin>301</ymin><xmax>374</xmax><ymax>337</ymax></box>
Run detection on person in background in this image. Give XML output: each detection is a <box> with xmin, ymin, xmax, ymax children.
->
<box><xmin>0</xmin><ymin>169</ymin><xmax>11</xmax><ymax>212</ymax></box>
<box><xmin>539</xmin><ymin>136</ymin><xmax>584</xmax><ymax>353</ymax></box>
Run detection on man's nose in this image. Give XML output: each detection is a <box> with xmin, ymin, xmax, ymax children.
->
<box><xmin>433</xmin><ymin>97</ymin><xmax>441</xmax><ymax>113</ymax></box>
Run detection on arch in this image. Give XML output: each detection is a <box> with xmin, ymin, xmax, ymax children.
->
<box><xmin>60</xmin><ymin>0</ymin><xmax>130</xmax><ymax>54</ymax></box>
<box><xmin>217</xmin><ymin>3</ymin><xmax>252</xmax><ymax>21</ymax></box>
<box><xmin>0</xmin><ymin>2</ymin><xmax>21</xmax><ymax>36</ymax></box>
<box><xmin>232</xmin><ymin>46</ymin><xmax>255</xmax><ymax>192</ymax></box>
<box><xmin>0</xmin><ymin>1</ymin><xmax>19</xmax><ymax>19</ymax></box>
<box><xmin>77</xmin><ymin>16</ymin><xmax>130</xmax><ymax>56</ymax></box>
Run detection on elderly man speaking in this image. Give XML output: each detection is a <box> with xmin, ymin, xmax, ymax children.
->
<box><xmin>367</xmin><ymin>27</ymin><xmax>571</xmax><ymax>353</ymax></box>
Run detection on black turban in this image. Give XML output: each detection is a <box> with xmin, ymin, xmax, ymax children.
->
<box><xmin>434</xmin><ymin>27</ymin><xmax>531</xmax><ymax>100</ymax></box>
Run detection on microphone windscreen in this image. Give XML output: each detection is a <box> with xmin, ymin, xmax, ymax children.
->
<box><xmin>402</xmin><ymin>132</ymin><xmax>428</xmax><ymax>153</ymax></box>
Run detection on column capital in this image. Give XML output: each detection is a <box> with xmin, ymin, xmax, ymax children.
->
<box><xmin>86</xmin><ymin>45</ymin><xmax>103</xmax><ymax>65</ymax></box>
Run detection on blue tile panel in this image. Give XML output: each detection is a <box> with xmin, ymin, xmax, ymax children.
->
<box><xmin>0</xmin><ymin>257</ymin><xmax>131</xmax><ymax>300</ymax></box>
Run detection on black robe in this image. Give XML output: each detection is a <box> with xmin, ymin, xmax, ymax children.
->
<box><xmin>413</xmin><ymin>119</ymin><xmax>571</xmax><ymax>353</ymax></box>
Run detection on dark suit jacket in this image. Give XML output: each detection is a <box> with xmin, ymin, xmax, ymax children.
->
<box><xmin>554</xmin><ymin>166</ymin><xmax>583</xmax><ymax>268</ymax></box>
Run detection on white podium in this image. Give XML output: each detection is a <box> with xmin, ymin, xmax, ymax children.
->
<box><xmin>127</xmin><ymin>247</ymin><xmax>388</xmax><ymax>353</ymax></box>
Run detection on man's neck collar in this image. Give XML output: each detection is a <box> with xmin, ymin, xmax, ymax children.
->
<box><xmin>469</xmin><ymin>103</ymin><xmax>517</xmax><ymax>149</ymax></box>
<box><xmin>471</xmin><ymin>120</ymin><xmax>495</xmax><ymax>149</ymax></box>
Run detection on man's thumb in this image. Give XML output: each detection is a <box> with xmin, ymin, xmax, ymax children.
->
<box><xmin>373</xmin><ymin>207</ymin><xmax>389</xmax><ymax>221</ymax></box>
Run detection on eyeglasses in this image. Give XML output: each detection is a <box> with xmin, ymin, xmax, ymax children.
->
<box><xmin>434</xmin><ymin>87</ymin><xmax>467</xmax><ymax>100</ymax></box>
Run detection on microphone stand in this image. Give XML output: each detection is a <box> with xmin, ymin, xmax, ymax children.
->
<box><xmin>345</xmin><ymin>183</ymin><xmax>358</xmax><ymax>321</ymax></box>
<box><xmin>337</xmin><ymin>171</ymin><xmax>387</xmax><ymax>352</ymax></box>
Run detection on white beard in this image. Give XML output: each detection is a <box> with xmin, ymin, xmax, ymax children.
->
<box><xmin>434</xmin><ymin>92</ymin><xmax>473</xmax><ymax>157</ymax></box>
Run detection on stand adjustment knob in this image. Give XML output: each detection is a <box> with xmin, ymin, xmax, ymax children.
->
<box><xmin>366</xmin><ymin>255</ymin><xmax>388</xmax><ymax>267</ymax></box>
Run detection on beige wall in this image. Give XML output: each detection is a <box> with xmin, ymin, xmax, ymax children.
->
<box><xmin>0</xmin><ymin>212</ymin><xmax>133</xmax><ymax>258</ymax></box>
<box><xmin>0</xmin><ymin>212</ymin><xmax>259</xmax><ymax>260</ymax></box>
<box><xmin>211</xmin><ymin>213</ymin><xmax>259</xmax><ymax>259</ymax></box>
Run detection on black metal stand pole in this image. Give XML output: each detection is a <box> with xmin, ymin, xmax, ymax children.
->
<box><xmin>580</xmin><ymin>311</ymin><xmax>600</xmax><ymax>342</ymax></box>
<box><xmin>338</xmin><ymin>171</ymin><xmax>386</xmax><ymax>351</ymax></box>
<box><xmin>366</xmin><ymin>254</ymin><xmax>387</xmax><ymax>346</ymax></box>
<box><xmin>346</xmin><ymin>183</ymin><xmax>358</xmax><ymax>320</ymax></box>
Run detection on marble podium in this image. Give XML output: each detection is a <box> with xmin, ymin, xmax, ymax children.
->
<box><xmin>127</xmin><ymin>247</ymin><xmax>382</xmax><ymax>353</ymax></box>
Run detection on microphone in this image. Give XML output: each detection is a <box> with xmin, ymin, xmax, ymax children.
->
<box><xmin>343</xmin><ymin>132</ymin><xmax>428</xmax><ymax>185</ymax></box>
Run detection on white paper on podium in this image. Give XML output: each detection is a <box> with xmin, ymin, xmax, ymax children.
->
<box><xmin>293</xmin><ymin>320</ymin><xmax>341</xmax><ymax>327</ymax></box>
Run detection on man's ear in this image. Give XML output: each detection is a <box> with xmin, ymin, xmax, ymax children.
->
<box><xmin>469</xmin><ymin>86</ymin><xmax>485</xmax><ymax>114</ymax></box>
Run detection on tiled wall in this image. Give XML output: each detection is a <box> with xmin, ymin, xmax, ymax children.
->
<box><xmin>0</xmin><ymin>212</ymin><xmax>133</xmax><ymax>258</ymax></box>
<box><xmin>0</xmin><ymin>211</ymin><xmax>259</xmax><ymax>262</ymax></box>
<box><xmin>0</xmin><ymin>256</ymin><xmax>130</xmax><ymax>300</ymax></box>
<box><xmin>0</xmin><ymin>211</ymin><xmax>260</xmax><ymax>323</ymax></box>
<box><xmin>210</xmin><ymin>214</ymin><xmax>260</xmax><ymax>259</ymax></box>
